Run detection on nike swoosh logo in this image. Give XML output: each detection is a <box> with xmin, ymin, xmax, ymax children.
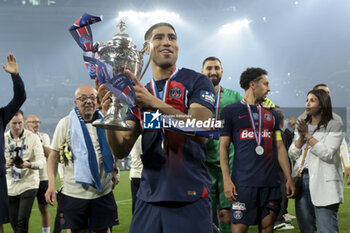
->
<box><xmin>238</xmin><ymin>115</ymin><xmax>247</xmax><ymax>119</ymax></box>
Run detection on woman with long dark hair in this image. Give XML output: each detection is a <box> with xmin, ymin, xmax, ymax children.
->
<box><xmin>289</xmin><ymin>89</ymin><xmax>344</xmax><ymax>233</ymax></box>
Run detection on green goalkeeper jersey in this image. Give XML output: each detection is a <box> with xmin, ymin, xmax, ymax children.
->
<box><xmin>205</xmin><ymin>87</ymin><xmax>242</xmax><ymax>167</ymax></box>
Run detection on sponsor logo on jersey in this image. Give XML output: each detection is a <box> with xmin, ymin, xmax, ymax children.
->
<box><xmin>232</xmin><ymin>201</ymin><xmax>246</xmax><ymax>211</ymax></box>
<box><xmin>240</xmin><ymin>128</ymin><xmax>272</xmax><ymax>140</ymax></box>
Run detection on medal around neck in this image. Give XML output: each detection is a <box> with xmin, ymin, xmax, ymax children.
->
<box><xmin>255</xmin><ymin>145</ymin><xmax>264</xmax><ymax>155</ymax></box>
<box><xmin>242</xmin><ymin>99</ymin><xmax>264</xmax><ymax>156</ymax></box>
<box><xmin>69</xmin><ymin>14</ymin><xmax>152</xmax><ymax>130</ymax></box>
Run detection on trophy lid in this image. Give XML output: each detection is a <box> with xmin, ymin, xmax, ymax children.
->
<box><xmin>110</xmin><ymin>20</ymin><xmax>136</xmax><ymax>48</ymax></box>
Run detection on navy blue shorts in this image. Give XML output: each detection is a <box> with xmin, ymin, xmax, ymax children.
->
<box><xmin>231</xmin><ymin>186</ymin><xmax>281</xmax><ymax>225</ymax></box>
<box><xmin>36</xmin><ymin>180</ymin><xmax>48</xmax><ymax>205</ymax></box>
<box><xmin>58</xmin><ymin>192</ymin><xmax>119</xmax><ymax>231</ymax></box>
<box><xmin>130</xmin><ymin>198</ymin><xmax>213</xmax><ymax>233</ymax></box>
<box><xmin>0</xmin><ymin>175</ymin><xmax>10</xmax><ymax>224</ymax></box>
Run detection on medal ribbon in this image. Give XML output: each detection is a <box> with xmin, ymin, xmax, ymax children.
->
<box><xmin>214</xmin><ymin>86</ymin><xmax>222</xmax><ymax>122</ymax></box>
<box><xmin>150</xmin><ymin>67</ymin><xmax>179</xmax><ymax>100</ymax></box>
<box><xmin>242</xmin><ymin>99</ymin><xmax>262</xmax><ymax>147</ymax></box>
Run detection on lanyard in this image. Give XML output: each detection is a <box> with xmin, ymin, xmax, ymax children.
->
<box><xmin>214</xmin><ymin>86</ymin><xmax>222</xmax><ymax>121</ymax></box>
<box><xmin>150</xmin><ymin>67</ymin><xmax>179</xmax><ymax>101</ymax></box>
<box><xmin>8</xmin><ymin>137</ymin><xmax>25</xmax><ymax>158</ymax></box>
<box><xmin>242</xmin><ymin>99</ymin><xmax>262</xmax><ymax>147</ymax></box>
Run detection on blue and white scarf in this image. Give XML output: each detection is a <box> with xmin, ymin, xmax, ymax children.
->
<box><xmin>69</xmin><ymin>107</ymin><xmax>114</xmax><ymax>192</ymax></box>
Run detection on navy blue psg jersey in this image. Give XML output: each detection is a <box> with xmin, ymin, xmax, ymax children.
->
<box><xmin>126</xmin><ymin>68</ymin><xmax>215</xmax><ymax>202</ymax></box>
<box><xmin>220</xmin><ymin>101</ymin><xmax>280</xmax><ymax>187</ymax></box>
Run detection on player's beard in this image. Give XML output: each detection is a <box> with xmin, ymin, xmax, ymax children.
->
<box><xmin>210</xmin><ymin>75</ymin><xmax>222</xmax><ymax>86</ymax></box>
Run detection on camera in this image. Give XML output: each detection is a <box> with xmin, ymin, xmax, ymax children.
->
<box><xmin>9</xmin><ymin>144</ymin><xmax>24</xmax><ymax>167</ymax></box>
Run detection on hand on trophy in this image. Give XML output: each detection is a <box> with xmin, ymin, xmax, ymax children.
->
<box><xmin>125</xmin><ymin>69</ymin><xmax>159</xmax><ymax>109</ymax></box>
<box><xmin>97</xmin><ymin>84</ymin><xmax>115</xmax><ymax>116</ymax></box>
<box><xmin>95</xmin><ymin>78</ymin><xmax>112</xmax><ymax>115</ymax></box>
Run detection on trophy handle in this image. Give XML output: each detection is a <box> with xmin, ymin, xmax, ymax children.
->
<box><xmin>139</xmin><ymin>40</ymin><xmax>153</xmax><ymax>80</ymax></box>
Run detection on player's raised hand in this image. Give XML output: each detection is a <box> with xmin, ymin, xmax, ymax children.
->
<box><xmin>2</xmin><ymin>53</ymin><xmax>19</xmax><ymax>75</ymax></box>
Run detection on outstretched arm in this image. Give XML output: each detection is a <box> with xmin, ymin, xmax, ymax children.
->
<box><xmin>2</xmin><ymin>53</ymin><xmax>26</xmax><ymax>126</ymax></box>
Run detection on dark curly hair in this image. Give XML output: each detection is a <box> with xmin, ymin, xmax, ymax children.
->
<box><xmin>240</xmin><ymin>67</ymin><xmax>268</xmax><ymax>90</ymax></box>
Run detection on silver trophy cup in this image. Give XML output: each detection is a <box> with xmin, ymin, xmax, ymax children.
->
<box><xmin>92</xmin><ymin>20</ymin><xmax>151</xmax><ymax>130</ymax></box>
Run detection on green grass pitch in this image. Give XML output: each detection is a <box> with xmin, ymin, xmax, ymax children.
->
<box><xmin>3</xmin><ymin>171</ymin><xmax>350</xmax><ymax>232</ymax></box>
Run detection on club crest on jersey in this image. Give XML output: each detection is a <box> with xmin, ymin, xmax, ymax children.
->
<box><xmin>240</xmin><ymin>128</ymin><xmax>272</xmax><ymax>139</ymax></box>
<box><xmin>233</xmin><ymin>211</ymin><xmax>243</xmax><ymax>220</ymax></box>
<box><xmin>264</xmin><ymin>113</ymin><xmax>272</xmax><ymax>121</ymax></box>
<box><xmin>80</xmin><ymin>34</ymin><xmax>91</xmax><ymax>44</ymax></box>
<box><xmin>200</xmin><ymin>90</ymin><xmax>215</xmax><ymax>105</ymax></box>
<box><xmin>169</xmin><ymin>86</ymin><xmax>182</xmax><ymax>98</ymax></box>
<box><xmin>232</xmin><ymin>202</ymin><xmax>246</xmax><ymax>211</ymax></box>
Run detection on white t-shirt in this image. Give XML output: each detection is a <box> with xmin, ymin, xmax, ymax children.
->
<box><xmin>304</xmin><ymin>124</ymin><xmax>318</xmax><ymax>169</ymax></box>
<box><xmin>129</xmin><ymin>135</ymin><xmax>143</xmax><ymax>179</ymax></box>
<box><xmin>5</xmin><ymin>129</ymin><xmax>45</xmax><ymax>196</ymax></box>
<box><xmin>51</xmin><ymin>116</ymin><xmax>113</xmax><ymax>199</ymax></box>
<box><xmin>37</xmin><ymin>132</ymin><xmax>50</xmax><ymax>181</ymax></box>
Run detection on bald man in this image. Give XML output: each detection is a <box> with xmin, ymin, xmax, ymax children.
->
<box><xmin>25</xmin><ymin>115</ymin><xmax>51</xmax><ymax>233</ymax></box>
<box><xmin>45</xmin><ymin>86</ymin><xmax>119</xmax><ymax>233</ymax></box>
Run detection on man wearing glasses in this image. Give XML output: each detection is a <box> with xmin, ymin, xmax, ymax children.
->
<box><xmin>45</xmin><ymin>85</ymin><xmax>119</xmax><ymax>233</ymax></box>
<box><xmin>25</xmin><ymin>115</ymin><xmax>51</xmax><ymax>233</ymax></box>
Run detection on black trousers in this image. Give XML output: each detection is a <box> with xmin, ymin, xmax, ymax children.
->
<box><xmin>8</xmin><ymin>189</ymin><xmax>37</xmax><ymax>233</ymax></box>
<box><xmin>131</xmin><ymin>178</ymin><xmax>141</xmax><ymax>214</ymax></box>
<box><xmin>275</xmin><ymin>171</ymin><xmax>288</xmax><ymax>224</ymax></box>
